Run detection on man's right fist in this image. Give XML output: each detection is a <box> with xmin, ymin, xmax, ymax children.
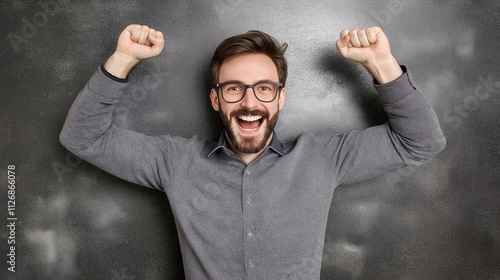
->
<box><xmin>104</xmin><ymin>24</ymin><xmax>164</xmax><ymax>79</ymax></box>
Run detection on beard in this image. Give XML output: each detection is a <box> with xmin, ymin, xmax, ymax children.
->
<box><xmin>219</xmin><ymin>107</ymin><xmax>279</xmax><ymax>154</ymax></box>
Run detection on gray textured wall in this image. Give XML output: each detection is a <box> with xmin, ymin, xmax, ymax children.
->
<box><xmin>1</xmin><ymin>0</ymin><xmax>499</xmax><ymax>279</ymax></box>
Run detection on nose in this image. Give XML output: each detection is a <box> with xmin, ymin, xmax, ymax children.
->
<box><xmin>240</xmin><ymin>87</ymin><xmax>259</xmax><ymax>108</ymax></box>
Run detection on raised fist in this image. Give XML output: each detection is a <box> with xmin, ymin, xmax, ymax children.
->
<box><xmin>104</xmin><ymin>24</ymin><xmax>165</xmax><ymax>78</ymax></box>
<box><xmin>115</xmin><ymin>24</ymin><xmax>165</xmax><ymax>62</ymax></box>
<box><xmin>336</xmin><ymin>26</ymin><xmax>392</xmax><ymax>65</ymax></box>
<box><xmin>336</xmin><ymin>26</ymin><xmax>402</xmax><ymax>83</ymax></box>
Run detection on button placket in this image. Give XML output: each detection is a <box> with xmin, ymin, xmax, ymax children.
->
<box><xmin>242</xmin><ymin>167</ymin><xmax>258</xmax><ymax>275</ymax></box>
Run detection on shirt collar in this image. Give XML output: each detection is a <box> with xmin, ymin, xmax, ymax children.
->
<box><xmin>207</xmin><ymin>131</ymin><xmax>284</xmax><ymax>158</ymax></box>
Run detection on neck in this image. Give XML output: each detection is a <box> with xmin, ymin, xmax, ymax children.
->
<box><xmin>226</xmin><ymin>132</ymin><xmax>274</xmax><ymax>165</ymax></box>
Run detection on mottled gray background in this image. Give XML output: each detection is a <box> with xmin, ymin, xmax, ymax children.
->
<box><xmin>1</xmin><ymin>0</ymin><xmax>499</xmax><ymax>279</ymax></box>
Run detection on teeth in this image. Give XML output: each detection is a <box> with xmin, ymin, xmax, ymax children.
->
<box><xmin>238</xmin><ymin>115</ymin><xmax>262</xmax><ymax>122</ymax></box>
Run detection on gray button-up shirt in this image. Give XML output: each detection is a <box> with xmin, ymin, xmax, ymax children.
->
<box><xmin>60</xmin><ymin>66</ymin><xmax>445</xmax><ymax>279</ymax></box>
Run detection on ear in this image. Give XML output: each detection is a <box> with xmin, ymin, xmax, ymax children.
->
<box><xmin>210</xmin><ymin>88</ymin><xmax>220</xmax><ymax>111</ymax></box>
<box><xmin>278</xmin><ymin>87</ymin><xmax>286</xmax><ymax>110</ymax></box>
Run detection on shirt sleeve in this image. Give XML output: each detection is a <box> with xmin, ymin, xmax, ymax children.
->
<box><xmin>59</xmin><ymin>67</ymin><xmax>183</xmax><ymax>191</ymax></box>
<box><xmin>325</xmin><ymin>66</ymin><xmax>446</xmax><ymax>186</ymax></box>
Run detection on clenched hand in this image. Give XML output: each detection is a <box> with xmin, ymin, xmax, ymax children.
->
<box><xmin>104</xmin><ymin>24</ymin><xmax>165</xmax><ymax>79</ymax></box>
<box><xmin>336</xmin><ymin>26</ymin><xmax>402</xmax><ymax>84</ymax></box>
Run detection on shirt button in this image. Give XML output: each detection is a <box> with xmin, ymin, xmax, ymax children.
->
<box><xmin>249</xmin><ymin>260</ymin><xmax>254</xmax><ymax>268</ymax></box>
<box><xmin>246</xmin><ymin>197</ymin><xmax>252</xmax><ymax>204</ymax></box>
<box><xmin>246</xmin><ymin>170</ymin><xmax>251</xmax><ymax>175</ymax></box>
<box><xmin>248</xmin><ymin>231</ymin><xmax>253</xmax><ymax>237</ymax></box>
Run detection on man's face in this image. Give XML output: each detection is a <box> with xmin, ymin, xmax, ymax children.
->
<box><xmin>210</xmin><ymin>53</ymin><xmax>286</xmax><ymax>155</ymax></box>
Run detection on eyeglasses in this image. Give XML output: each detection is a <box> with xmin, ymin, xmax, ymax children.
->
<box><xmin>214</xmin><ymin>81</ymin><xmax>283</xmax><ymax>103</ymax></box>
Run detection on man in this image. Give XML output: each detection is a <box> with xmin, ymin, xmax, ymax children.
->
<box><xmin>60</xmin><ymin>24</ymin><xmax>445</xmax><ymax>279</ymax></box>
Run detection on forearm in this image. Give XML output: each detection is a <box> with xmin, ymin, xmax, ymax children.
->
<box><xmin>59</xmin><ymin>67</ymin><xmax>170</xmax><ymax>190</ymax></box>
<box><xmin>60</xmin><ymin>66</ymin><xmax>126</xmax><ymax>156</ymax></box>
<box><xmin>332</xmin><ymin>66</ymin><xmax>445</xmax><ymax>185</ymax></box>
<box><xmin>375</xmin><ymin>66</ymin><xmax>446</xmax><ymax>164</ymax></box>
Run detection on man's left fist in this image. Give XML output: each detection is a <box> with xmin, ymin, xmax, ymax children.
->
<box><xmin>336</xmin><ymin>26</ymin><xmax>392</xmax><ymax>65</ymax></box>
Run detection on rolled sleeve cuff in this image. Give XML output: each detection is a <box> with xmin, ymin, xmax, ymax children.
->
<box><xmin>100</xmin><ymin>65</ymin><xmax>129</xmax><ymax>83</ymax></box>
<box><xmin>85</xmin><ymin>66</ymin><xmax>129</xmax><ymax>100</ymax></box>
<box><xmin>374</xmin><ymin>66</ymin><xmax>419</xmax><ymax>104</ymax></box>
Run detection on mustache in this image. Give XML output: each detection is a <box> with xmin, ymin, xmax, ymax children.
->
<box><xmin>230</xmin><ymin>108</ymin><xmax>269</xmax><ymax>118</ymax></box>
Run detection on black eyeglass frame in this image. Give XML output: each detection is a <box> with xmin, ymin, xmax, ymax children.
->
<box><xmin>214</xmin><ymin>81</ymin><xmax>284</xmax><ymax>103</ymax></box>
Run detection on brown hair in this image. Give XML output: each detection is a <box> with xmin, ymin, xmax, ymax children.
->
<box><xmin>209</xmin><ymin>30</ymin><xmax>288</xmax><ymax>87</ymax></box>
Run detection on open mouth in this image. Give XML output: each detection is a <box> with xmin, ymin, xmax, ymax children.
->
<box><xmin>236</xmin><ymin>115</ymin><xmax>264</xmax><ymax>133</ymax></box>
